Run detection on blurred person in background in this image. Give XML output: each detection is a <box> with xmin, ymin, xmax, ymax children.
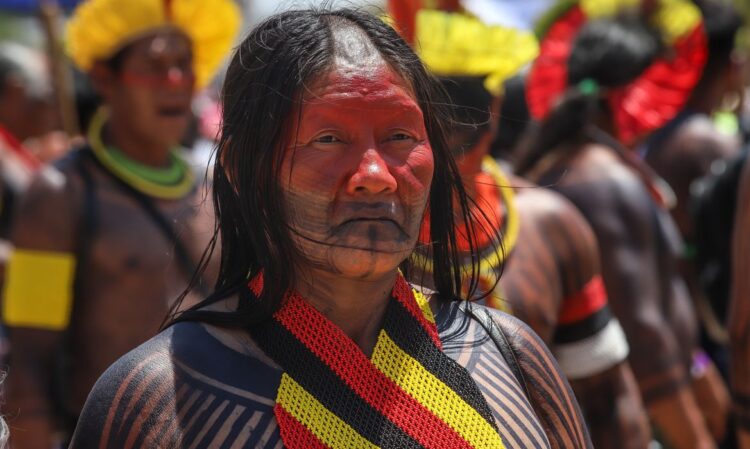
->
<box><xmin>0</xmin><ymin>43</ymin><xmax>55</xmax><ymax>272</ymax></box>
<box><xmin>730</xmin><ymin>151</ymin><xmax>750</xmax><ymax>449</ymax></box>
<box><xmin>518</xmin><ymin>2</ymin><xmax>726</xmax><ymax>447</ymax></box>
<box><xmin>0</xmin><ymin>0</ymin><xmax>239</xmax><ymax>447</ymax></box>
<box><xmin>0</xmin><ymin>42</ymin><xmax>57</xmax><ymax>375</ymax></box>
<box><xmin>69</xmin><ymin>8</ymin><xmax>592</xmax><ymax>448</ymax></box>
<box><xmin>644</xmin><ymin>0</ymin><xmax>744</xmax><ymax>388</ymax></box>
<box><xmin>401</xmin><ymin>8</ymin><xmax>649</xmax><ymax>448</ymax></box>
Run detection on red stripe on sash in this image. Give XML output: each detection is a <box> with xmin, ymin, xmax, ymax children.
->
<box><xmin>274</xmin><ymin>295</ymin><xmax>474</xmax><ymax>449</ymax></box>
<box><xmin>392</xmin><ymin>276</ymin><xmax>442</xmax><ymax>348</ymax></box>
<box><xmin>275</xmin><ymin>405</ymin><xmax>330</xmax><ymax>449</ymax></box>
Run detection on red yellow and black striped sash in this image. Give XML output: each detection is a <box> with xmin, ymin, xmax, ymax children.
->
<box><xmin>248</xmin><ymin>275</ymin><xmax>505</xmax><ymax>449</ymax></box>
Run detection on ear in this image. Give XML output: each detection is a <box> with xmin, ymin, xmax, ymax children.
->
<box><xmin>89</xmin><ymin>62</ymin><xmax>117</xmax><ymax>101</ymax></box>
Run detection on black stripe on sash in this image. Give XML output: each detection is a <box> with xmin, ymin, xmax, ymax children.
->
<box><xmin>382</xmin><ymin>297</ymin><xmax>499</xmax><ymax>430</ymax></box>
<box><xmin>249</xmin><ymin>319</ymin><xmax>425</xmax><ymax>449</ymax></box>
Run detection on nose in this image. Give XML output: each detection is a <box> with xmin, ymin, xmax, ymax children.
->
<box><xmin>165</xmin><ymin>67</ymin><xmax>193</xmax><ymax>89</ymax></box>
<box><xmin>347</xmin><ymin>149</ymin><xmax>398</xmax><ymax>195</ymax></box>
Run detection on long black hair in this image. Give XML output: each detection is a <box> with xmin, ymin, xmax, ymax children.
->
<box><xmin>516</xmin><ymin>15</ymin><xmax>662</xmax><ymax>175</ymax></box>
<box><xmin>167</xmin><ymin>8</ymin><xmax>488</xmax><ymax>328</ymax></box>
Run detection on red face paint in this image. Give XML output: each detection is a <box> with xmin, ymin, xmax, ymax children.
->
<box><xmin>107</xmin><ymin>30</ymin><xmax>195</xmax><ymax>148</ymax></box>
<box><xmin>119</xmin><ymin>69</ymin><xmax>195</xmax><ymax>89</ymax></box>
<box><xmin>281</xmin><ymin>63</ymin><xmax>434</xmax><ymax>279</ymax></box>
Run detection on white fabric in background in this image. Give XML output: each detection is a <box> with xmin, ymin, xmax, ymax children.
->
<box><xmin>462</xmin><ymin>0</ymin><xmax>555</xmax><ymax>30</ymax></box>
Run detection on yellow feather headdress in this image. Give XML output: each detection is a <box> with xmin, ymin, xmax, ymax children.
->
<box><xmin>66</xmin><ymin>0</ymin><xmax>241</xmax><ymax>89</ymax></box>
<box><xmin>414</xmin><ymin>9</ymin><xmax>539</xmax><ymax>96</ymax></box>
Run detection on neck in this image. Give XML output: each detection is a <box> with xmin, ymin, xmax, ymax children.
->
<box><xmin>687</xmin><ymin>74</ymin><xmax>724</xmax><ymax>115</ymax></box>
<box><xmin>686</xmin><ymin>92</ymin><xmax>718</xmax><ymax>115</ymax></box>
<box><xmin>294</xmin><ymin>268</ymin><xmax>398</xmax><ymax>355</ymax></box>
<box><xmin>457</xmin><ymin>139</ymin><xmax>491</xmax><ymax>198</ymax></box>
<box><xmin>105</xmin><ymin>112</ymin><xmax>172</xmax><ymax>167</ymax></box>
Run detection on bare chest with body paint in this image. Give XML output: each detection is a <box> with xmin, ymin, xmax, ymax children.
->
<box><xmin>69</xmin><ymin>304</ymin><xmax>561</xmax><ymax>449</ymax></box>
<box><xmin>57</xmin><ymin>157</ymin><xmax>217</xmax><ymax>414</ymax></box>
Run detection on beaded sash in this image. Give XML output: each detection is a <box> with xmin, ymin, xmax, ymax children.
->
<box><xmin>249</xmin><ymin>275</ymin><xmax>505</xmax><ymax>449</ymax></box>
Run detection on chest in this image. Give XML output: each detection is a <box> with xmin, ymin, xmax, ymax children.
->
<box><xmin>70</xmin><ymin>178</ymin><xmax>215</xmax><ymax>338</ymax></box>
<box><xmin>158</xmin><ymin>319</ymin><xmax>552</xmax><ymax>449</ymax></box>
<box><xmin>88</xmin><ymin>187</ymin><xmax>204</xmax><ymax>276</ymax></box>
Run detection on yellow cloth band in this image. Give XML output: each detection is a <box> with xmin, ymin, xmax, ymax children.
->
<box><xmin>3</xmin><ymin>249</ymin><xmax>76</xmax><ymax>331</ymax></box>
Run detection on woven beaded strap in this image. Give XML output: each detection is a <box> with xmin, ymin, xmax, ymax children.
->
<box><xmin>249</xmin><ymin>275</ymin><xmax>505</xmax><ymax>449</ymax></box>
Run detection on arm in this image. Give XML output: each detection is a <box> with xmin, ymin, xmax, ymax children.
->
<box><xmin>545</xmin><ymin>199</ymin><xmax>650</xmax><ymax>449</ymax></box>
<box><xmin>69</xmin><ymin>345</ymin><xmax>175</xmax><ymax>449</ymax></box>
<box><xmin>2</xmin><ymin>168</ymin><xmax>78</xmax><ymax>449</ymax></box>
<box><xmin>493</xmin><ymin>312</ymin><xmax>593</xmax><ymax>449</ymax></box>
<box><xmin>648</xmin><ymin>125</ymin><xmax>734</xmax><ymax>442</ymax></box>
<box><xmin>561</xmin><ymin>177</ymin><xmax>715</xmax><ymax>449</ymax></box>
<box><xmin>730</xmin><ymin>158</ymin><xmax>750</xmax><ymax>448</ymax></box>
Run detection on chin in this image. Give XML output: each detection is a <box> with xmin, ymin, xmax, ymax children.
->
<box><xmin>328</xmin><ymin>247</ymin><xmax>410</xmax><ymax>280</ymax></box>
<box><xmin>155</xmin><ymin>120</ymin><xmax>190</xmax><ymax>145</ymax></box>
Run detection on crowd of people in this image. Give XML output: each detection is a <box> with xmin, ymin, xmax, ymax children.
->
<box><xmin>0</xmin><ymin>0</ymin><xmax>749</xmax><ymax>448</ymax></box>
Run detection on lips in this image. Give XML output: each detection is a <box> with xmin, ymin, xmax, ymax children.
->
<box><xmin>156</xmin><ymin>104</ymin><xmax>189</xmax><ymax>118</ymax></box>
<box><xmin>334</xmin><ymin>217</ymin><xmax>408</xmax><ymax>239</ymax></box>
<box><xmin>342</xmin><ymin>217</ymin><xmax>400</xmax><ymax>226</ymax></box>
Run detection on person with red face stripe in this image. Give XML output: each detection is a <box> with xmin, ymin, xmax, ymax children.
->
<box><xmin>69</xmin><ymin>9</ymin><xmax>592</xmax><ymax>449</ymax></box>
<box><xmin>0</xmin><ymin>1</ymin><xmax>239</xmax><ymax>447</ymax></box>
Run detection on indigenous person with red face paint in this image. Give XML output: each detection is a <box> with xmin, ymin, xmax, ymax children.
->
<box><xmin>519</xmin><ymin>2</ymin><xmax>723</xmax><ymax>448</ymax></box>
<box><xmin>401</xmin><ymin>10</ymin><xmax>648</xmax><ymax>448</ymax></box>
<box><xmin>0</xmin><ymin>0</ymin><xmax>239</xmax><ymax>447</ymax></box>
<box><xmin>69</xmin><ymin>9</ymin><xmax>592</xmax><ymax>449</ymax></box>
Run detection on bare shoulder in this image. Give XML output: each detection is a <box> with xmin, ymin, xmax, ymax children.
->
<box><xmin>70</xmin><ymin>321</ymin><xmax>283</xmax><ymax>449</ymax></box>
<box><xmin>513</xmin><ymin>177</ymin><xmax>597</xmax><ymax>245</ymax></box>
<box><xmin>667</xmin><ymin>116</ymin><xmax>740</xmax><ymax>161</ymax></box>
<box><xmin>475</xmin><ymin>306</ymin><xmax>594</xmax><ymax>449</ymax></box>
<box><xmin>512</xmin><ymin>174</ymin><xmax>580</xmax><ymax>219</ymax></box>
<box><xmin>11</xmin><ymin>153</ymin><xmax>83</xmax><ymax>250</ymax></box>
<box><xmin>544</xmin><ymin>146</ymin><xmax>655</xmax><ymax>231</ymax></box>
<box><xmin>435</xmin><ymin>300</ymin><xmax>591</xmax><ymax>448</ymax></box>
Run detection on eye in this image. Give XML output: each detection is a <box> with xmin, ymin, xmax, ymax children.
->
<box><xmin>314</xmin><ymin>134</ymin><xmax>342</xmax><ymax>144</ymax></box>
<box><xmin>388</xmin><ymin>133</ymin><xmax>414</xmax><ymax>142</ymax></box>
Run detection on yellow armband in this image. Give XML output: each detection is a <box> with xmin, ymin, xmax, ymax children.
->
<box><xmin>2</xmin><ymin>249</ymin><xmax>76</xmax><ymax>330</ymax></box>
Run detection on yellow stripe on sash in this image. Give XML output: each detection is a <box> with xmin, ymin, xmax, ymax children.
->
<box><xmin>277</xmin><ymin>374</ymin><xmax>379</xmax><ymax>449</ymax></box>
<box><xmin>2</xmin><ymin>249</ymin><xmax>76</xmax><ymax>330</ymax></box>
<box><xmin>412</xmin><ymin>289</ymin><xmax>435</xmax><ymax>324</ymax></box>
<box><xmin>372</xmin><ymin>331</ymin><xmax>504</xmax><ymax>449</ymax></box>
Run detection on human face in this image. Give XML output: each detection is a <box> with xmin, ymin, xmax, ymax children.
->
<box><xmin>97</xmin><ymin>30</ymin><xmax>194</xmax><ymax>148</ymax></box>
<box><xmin>281</xmin><ymin>63</ymin><xmax>434</xmax><ymax>280</ymax></box>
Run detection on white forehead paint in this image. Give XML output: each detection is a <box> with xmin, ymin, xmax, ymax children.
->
<box><xmin>330</xmin><ymin>24</ymin><xmax>382</xmax><ymax>71</ymax></box>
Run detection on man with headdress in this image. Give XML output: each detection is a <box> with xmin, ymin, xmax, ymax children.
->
<box><xmin>400</xmin><ymin>8</ymin><xmax>649</xmax><ymax>447</ymax></box>
<box><xmin>1</xmin><ymin>0</ymin><xmax>239</xmax><ymax>446</ymax></box>
<box><xmin>520</xmin><ymin>0</ymin><xmax>728</xmax><ymax>446</ymax></box>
